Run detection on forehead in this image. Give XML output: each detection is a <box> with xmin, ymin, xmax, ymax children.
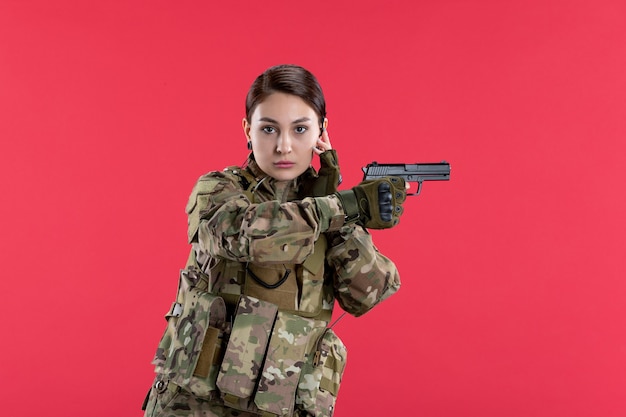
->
<box><xmin>251</xmin><ymin>93</ymin><xmax>317</xmax><ymax>122</ymax></box>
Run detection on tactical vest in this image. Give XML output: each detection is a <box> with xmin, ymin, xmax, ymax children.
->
<box><xmin>149</xmin><ymin>166</ymin><xmax>347</xmax><ymax>417</ymax></box>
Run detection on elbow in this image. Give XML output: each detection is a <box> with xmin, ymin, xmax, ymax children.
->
<box><xmin>336</xmin><ymin>270</ymin><xmax>401</xmax><ymax>317</ymax></box>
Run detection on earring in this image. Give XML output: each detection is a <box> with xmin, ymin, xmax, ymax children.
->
<box><xmin>247</xmin><ymin>141</ymin><xmax>252</xmax><ymax>150</ymax></box>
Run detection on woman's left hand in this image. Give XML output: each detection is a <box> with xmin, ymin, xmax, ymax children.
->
<box><xmin>314</xmin><ymin>129</ymin><xmax>332</xmax><ymax>155</ymax></box>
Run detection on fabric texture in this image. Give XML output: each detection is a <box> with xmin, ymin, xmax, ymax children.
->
<box><xmin>144</xmin><ymin>153</ymin><xmax>401</xmax><ymax>417</ymax></box>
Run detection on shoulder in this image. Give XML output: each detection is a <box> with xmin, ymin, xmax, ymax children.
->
<box><xmin>185</xmin><ymin>167</ymin><xmax>246</xmax><ymax>212</ymax></box>
<box><xmin>195</xmin><ymin>166</ymin><xmax>243</xmax><ymax>185</ymax></box>
<box><xmin>185</xmin><ymin>166</ymin><xmax>250</xmax><ymax>243</ymax></box>
<box><xmin>191</xmin><ymin>166</ymin><xmax>246</xmax><ymax>193</ymax></box>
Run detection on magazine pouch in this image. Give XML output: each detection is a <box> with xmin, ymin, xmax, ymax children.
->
<box><xmin>254</xmin><ymin>311</ymin><xmax>315</xmax><ymax>416</ymax></box>
<box><xmin>295</xmin><ymin>328</ymin><xmax>347</xmax><ymax>417</ymax></box>
<box><xmin>151</xmin><ymin>268</ymin><xmax>202</xmax><ymax>374</ymax></box>
<box><xmin>217</xmin><ymin>295</ymin><xmax>278</xmax><ymax>411</ymax></box>
<box><xmin>161</xmin><ymin>285</ymin><xmax>227</xmax><ymax>399</ymax></box>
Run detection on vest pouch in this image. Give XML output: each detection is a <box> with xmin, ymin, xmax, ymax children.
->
<box><xmin>150</xmin><ymin>318</ymin><xmax>176</xmax><ymax>375</ymax></box>
<box><xmin>254</xmin><ymin>311</ymin><xmax>315</xmax><ymax>416</ymax></box>
<box><xmin>151</xmin><ymin>268</ymin><xmax>206</xmax><ymax>374</ymax></box>
<box><xmin>217</xmin><ymin>295</ymin><xmax>278</xmax><ymax>412</ymax></box>
<box><xmin>295</xmin><ymin>328</ymin><xmax>347</xmax><ymax>417</ymax></box>
<box><xmin>161</xmin><ymin>287</ymin><xmax>227</xmax><ymax>399</ymax></box>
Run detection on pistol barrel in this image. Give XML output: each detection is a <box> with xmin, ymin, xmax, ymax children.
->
<box><xmin>362</xmin><ymin>161</ymin><xmax>450</xmax><ymax>196</ymax></box>
<box><xmin>363</xmin><ymin>162</ymin><xmax>450</xmax><ymax>181</ymax></box>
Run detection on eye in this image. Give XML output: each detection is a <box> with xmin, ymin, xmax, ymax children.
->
<box><xmin>294</xmin><ymin>126</ymin><xmax>308</xmax><ymax>134</ymax></box>
<box><xmin>262</xmin><ymin>126</ymin><xmax>276</xmax><ymax>134</ymax></box>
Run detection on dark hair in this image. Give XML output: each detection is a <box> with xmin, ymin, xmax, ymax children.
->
<box><xmin>245</xmin><ymin>64</ymin><xmax>326</xmax><ymax>126</ymax></box>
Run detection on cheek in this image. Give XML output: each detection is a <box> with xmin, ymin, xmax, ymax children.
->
<box><xmin>298</xmin><ymin>135</ymin><xmax>318</xmax><ymax>150</ymax></box>
<box><xmin>251</xmin><ymin>138</ymin><xmax>273</xmax><ymax>154</ymax></box>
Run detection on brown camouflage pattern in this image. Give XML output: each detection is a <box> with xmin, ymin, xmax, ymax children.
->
<box><xmin>325</xmin><ymin>224</ymin><xmax>400</xmax><ymax>316</ymax></box>
<box><xmin>217</xmin><ymin>296</ymin><xmax>278</xmax><ymax>412</ymax></box>
<box><xmin>295</xmin><ymin>328</ymin><xmax>347</xmax><ymax>417</ymax></box>
<box><xmin>160</xmin><ymin>285</ymin><xmax>227</xmax><ymax>399</ymax></box>
<box><xmin>145</xmin><ymin>157</ymin><xmax>400</xmax><ymax>417</ymax></box>
<box><xmin>143</xmin><ymin>380</ymin><xmax>262</xmax><ymax>417</ymax></box>
<box><xmin>255</xmin><ymin>311</ymin><xmax>316</xmax><ymax>416</ymax></box>
<box><xmin>191</xmin><ymin>159</ymin><xmax>400</xmax><ymax>316</ymax></box>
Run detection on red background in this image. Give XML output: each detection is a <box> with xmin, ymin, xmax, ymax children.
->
<box><xmin>1</xmin><ymin>1</ymin><xmax>625</xmax><ymax>416</ymax></box>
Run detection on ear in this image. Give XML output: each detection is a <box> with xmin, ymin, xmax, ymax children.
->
<box><xmin>319</xmin><ymin>117</ymin><xmax>329</xmax><ymax>137</ymax></box>
<box><xmin>242</xmin><ymin>117</ymin><xmax>251</xmax><ymax>141</ymax></box>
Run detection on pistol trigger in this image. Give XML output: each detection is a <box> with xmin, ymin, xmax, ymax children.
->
<box><xmin>414</xmin><ymin>181</ymin><xmax>423</xmax><ymax>196</ymax></box>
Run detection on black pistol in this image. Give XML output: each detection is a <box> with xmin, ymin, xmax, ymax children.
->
<box><xmin>362</xmin><ymin>161</ymin><xmax>450</xmax><ymax>196</ymax></box>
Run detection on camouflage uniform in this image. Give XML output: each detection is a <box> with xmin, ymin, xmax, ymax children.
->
<box><xmin>144</xmin><ymin>154</ymin><xmax>401</xmax><ymax>417</ymax></box>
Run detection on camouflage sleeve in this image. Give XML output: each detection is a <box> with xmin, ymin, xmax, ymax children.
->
<box><xmin>325</xmin><ymin>224</ymin><xmax>401</xmax><ymax>317</ymax></box>
<box><xmin>188</xmin><ymin>172</ymin><xmax>345</xmax><ymax>265</ymax></box>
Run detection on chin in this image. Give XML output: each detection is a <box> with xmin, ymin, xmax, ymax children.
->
<box><xmin>271</xmin><ymin>167</ymin><xmax>305</xmax><ymax>182</ymax></box>
<box><xmin>271</xmin><ymin>172</ymin><xmax>298</xmax><ymax>181</ymax></box>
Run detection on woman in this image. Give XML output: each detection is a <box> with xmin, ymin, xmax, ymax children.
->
<box><xmin>143</xmin><ymin>64</ymin><xmax>407</xmax><ymax>417</ymax></box>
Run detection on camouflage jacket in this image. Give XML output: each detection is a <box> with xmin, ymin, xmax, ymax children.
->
<box><xmin>185</xmin><ymin>155</ymin><xmax>401</xmax><ymax>319</ymax></box>
<box><xmin>148</xmin><ymin>154</ymin><xmax>401</xmax><ymax>417</ymax></box>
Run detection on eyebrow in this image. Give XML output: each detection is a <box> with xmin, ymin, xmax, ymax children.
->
<box><xmin>258</xmin><ymin>117</ymin><xmax>313</xmax><ymax>124</ymax></box>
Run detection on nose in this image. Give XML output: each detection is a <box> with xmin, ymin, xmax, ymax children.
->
<box><xmin>276</xmin><ymin>133</ymin><xmax>292</xmax><ymax>154</ymax></box>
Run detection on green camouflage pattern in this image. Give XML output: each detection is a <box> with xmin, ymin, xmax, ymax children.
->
<box><xmin>296</xmin><ymin>328</ymin><xmax>347</xmax><ymax>417</ymax></box>
<box><xmin>217</xmin><ymin>295</ymin><xmax>278</xmax><ymax>412</ymax></box>
<box><xmin>192</xmin><ymin>170</ymin><xmax>345</xmax><ymax>265</ymax></box>
<box><xmin>146</xmin><ymin>156</ymin><xmax>400</xmax><ymax>416</ymax></box>
<box><xmin>190</xmin><ymin>158</ymin><xmax>400</xmax><ymax>317</ymax></box>
<box><xmin>161</xmin><ymin>286</ymin><xmax>227</xmax><ymax>398</ymax></box>
<box><xmin>143</xmin><ymin>380</ymin><xmax>262</xmax><ymax>417</ymax></box>
<box><xmin>255</xmin><ymin>311</ymin><xmax>315</xmax><ymax>416</ymax></box>
<box><xmin>325</xmin><ymin>223</ymin><xmax>400</xmax><ymax>317</ymax></box>
<box><xmin>152</xmin><ymin>269</ymin><xmax>202</xmax><ymax>376</ymax></box>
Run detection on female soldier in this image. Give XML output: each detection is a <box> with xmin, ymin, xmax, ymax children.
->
<box><xmin>143</xmin><ymin>64</ymin><xmax>407</xmax><ymax>417</ymax></box>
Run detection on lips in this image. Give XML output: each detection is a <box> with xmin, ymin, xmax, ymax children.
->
<box><xmin>274</xmin><ymin>161</ymin><xmax>295</xmax><ymax>168</ymax></box>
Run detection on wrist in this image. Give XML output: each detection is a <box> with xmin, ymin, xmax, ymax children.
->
<box><xmin>318</xmin><ymin>149</ymin><xmax>339</xmax><ymax>170</ymax></box>
<box><xmin>335</xmin><ymin>190</ymin><xmax>360</xmax><ymax>224</ymax></box>
<box><xmin>313</xmin><ymin>195</ymin><xmax>346</xmax><ymax>232</ymax></box>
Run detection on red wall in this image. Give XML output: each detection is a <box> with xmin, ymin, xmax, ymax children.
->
<box><xmin>1</xmin><ymin>1</ymin><xmax>625</xmax><ymax>416</ymax></box>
